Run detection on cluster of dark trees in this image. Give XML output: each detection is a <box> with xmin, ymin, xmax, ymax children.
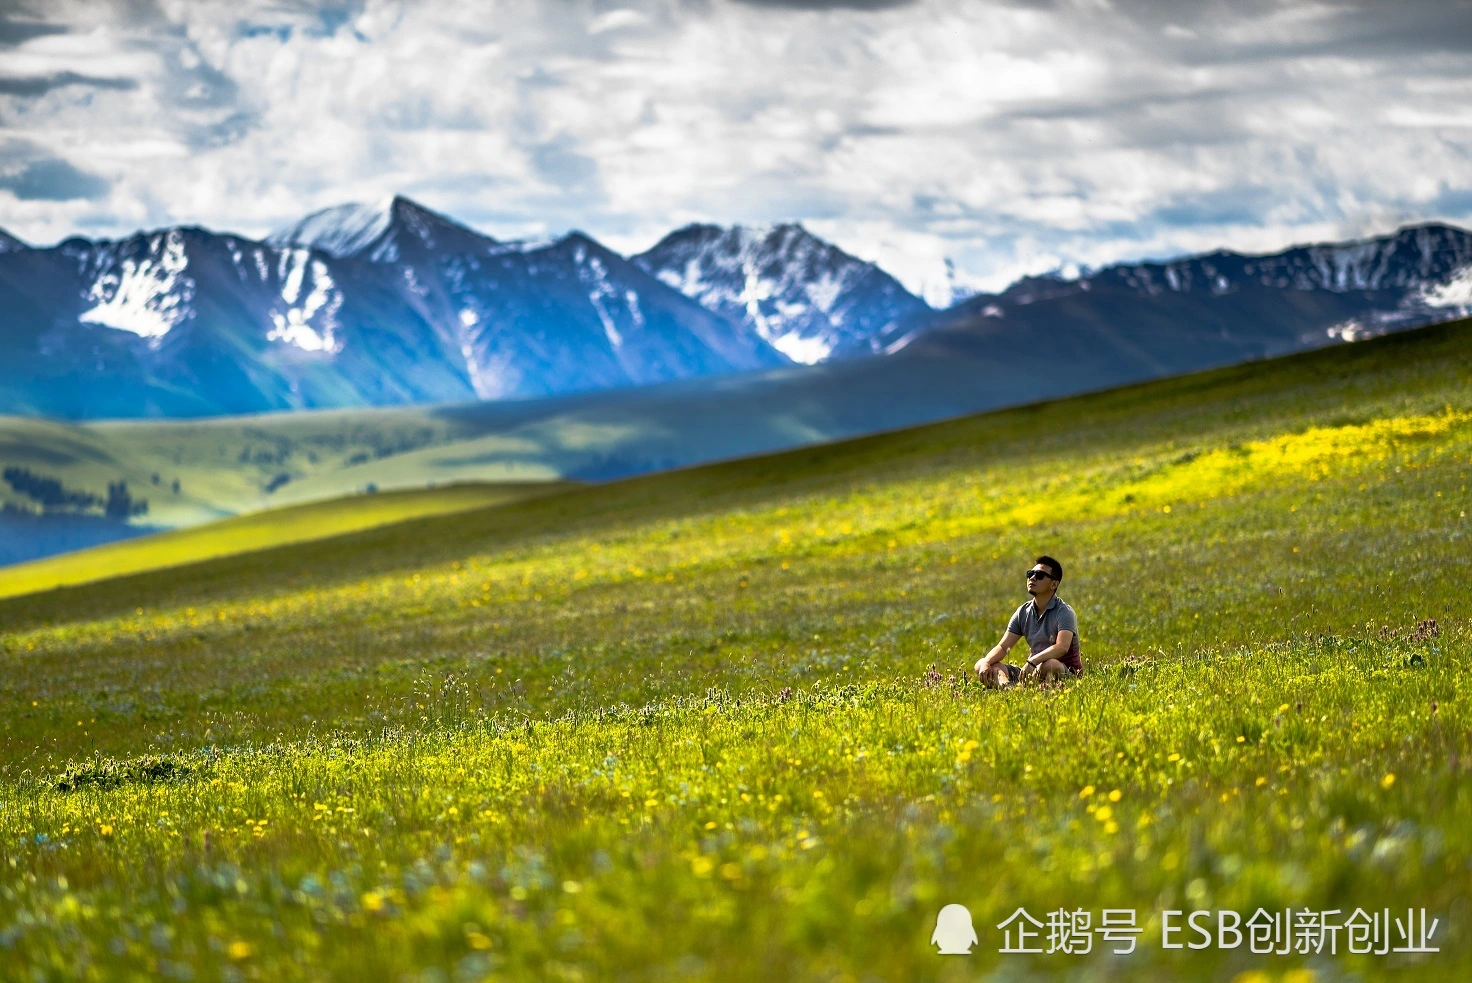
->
<box><xmin>2</xmin><ymin>466</ymin><xmax>98</xmax><ymax>511</ymax></box>
<box><xmin>104</xmin><ymin>481</ymin><xmax>149</xmax><ymax>520</ymax></box>
<box><xmin>2</xmin><ymin>467</ymin><xmax>149</xmax><ymax>520</ymax></box>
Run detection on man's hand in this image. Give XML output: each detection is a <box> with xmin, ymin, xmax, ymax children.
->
<box><xmin>975</xmin><ymin>630</ymin><xmax>1024</xmax><ymax>680</ymax></box>
<box><xmin>1023</xmin><ymin>630</ymin><xmax>1074</xmax><ymax>674</ymax></box>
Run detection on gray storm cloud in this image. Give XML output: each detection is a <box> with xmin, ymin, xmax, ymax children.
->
<box><xmin>0</xmin><ymin>0</ymin><xmax>1468</xmax><ymax>301</ymax></box>
<box><xmin>0</xmin><ymin>72</ymin><xmax>138</xmax><ymax>96</ymax></box>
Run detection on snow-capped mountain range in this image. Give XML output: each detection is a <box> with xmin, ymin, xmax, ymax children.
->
<box><xmin>978</xmin><ymin>222</ymin><xmax>1472</xmax><ymax>328</ymax></box>
<box><xmin>0</xmin><ymin>217</ymin><xmax>474</xmax><ymax>418</ymax></box>
<box><xmin>268</xmin><ymin>197</ymin><xmax>789</xmax><ymax>402</ymax></box>
<box><xmin>0</xmin><ymin>198</ymin><xmax>809</xmax><ymax>418</ymax></box>
<box><xmin>870</xmin><ymin>222</ymin><xmax>1472</xmax><ymax>358</ymax></box>
<box><xmin>0</xmin><ymin>197</ymin><xmax>1470</xmax><ymax>421</ymax></box>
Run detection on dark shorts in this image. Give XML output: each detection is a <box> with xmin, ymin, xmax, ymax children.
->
<box><xmin>1010</xmin><ymin>652</ymin><xmax>1083</xmax><ymax>677</ymax></box>
<box><xmin>1049</xmin><ymin>639</ymin><xmax>1084</xmax><ymax>675</ymax></box>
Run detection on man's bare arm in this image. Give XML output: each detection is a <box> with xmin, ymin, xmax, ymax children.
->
<box><xmin>975</xmin><ymin>631</ymin><xmax>1023</xmax><ymax>675</ymax></box>
<box><xmin>1022</xmin><ymin>629</ymin><xmax>1073</xmax><ymax>671</ymax></box>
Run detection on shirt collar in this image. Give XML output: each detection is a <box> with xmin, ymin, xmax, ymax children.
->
<box><xmin>1033</xmin><ymin>595</ymin><xmax>1059</xmax><ymax>614</ymax></box>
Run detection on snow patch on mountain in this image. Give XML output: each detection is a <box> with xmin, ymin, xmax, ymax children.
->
<box><xmin>575</xmin><ymin>245</ymin><xmax>626</xmax><ymax>348</ymax></box>
<box><xmin>79</xmin><ymin>230</ymin><xmax>195</xmax><ymax>342</ymax></box>
<box><xmin>913</xmin><ymin>257</ymin><xmax>988</xmax><ymax>308</ymax></box>
<box><xmin>266</xmin><ymin>249</ymin><xmax>342</xmax><ymax>352</ymax></box>
<box><xmin>775</xmin><ymin>332</ymin><xmax>835</xmax><ymax>364</ymax></box>
<box><xmin>627</xmin><ymin>288</ymin><xmax>645</xmax><ymax>327</ymax></box>
<box><xmin>446</xmin><ymin>306</ymin><xmax>499</xmax><ymax>398</ymax></box>
<box><xmin>1423</xmin><ymin>266</ymin><xmax>1472</xmax><ymax>309</ymax></box>
<box><xmin>0</xmin><ymin>228</ymin><xmax>28</xmax><ymax>253</ymax></box>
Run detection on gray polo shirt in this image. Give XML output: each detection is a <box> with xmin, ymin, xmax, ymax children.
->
<box><xmin>1007</xmin><ymin>595</ymin><xmax>1080</xmax><ymax>663</ymax></box>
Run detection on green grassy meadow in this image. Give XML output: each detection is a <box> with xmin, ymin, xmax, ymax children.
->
<box><xmin>1</xmin><ymin>319</ymin><xmax>1470</xmax><ymax>981</ymax></box>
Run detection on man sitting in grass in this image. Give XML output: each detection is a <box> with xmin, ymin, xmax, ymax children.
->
<box><xmin>974</xmin><ymin>555</ymin><xmax>1083</xmax><ymax>687</ymax></box>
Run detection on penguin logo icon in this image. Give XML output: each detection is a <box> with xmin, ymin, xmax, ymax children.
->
<box><xmin>931</xmin><ymin>903</ymin><xmax>979</xmax><ymax>954</ymax></box>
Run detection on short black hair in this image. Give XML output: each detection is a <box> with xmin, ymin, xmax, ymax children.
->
<box><xmin>1035</xmin><ymin>555</ymin><xmax>1062</xmax><ymax>581</ymax></box>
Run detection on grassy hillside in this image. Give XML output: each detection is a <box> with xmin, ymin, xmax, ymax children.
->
<box><xmin>0</xmin><ymin>318</ymin><xmax>1469</xmax><ymax>980</ymax></box>
<box><xmin>0</xmin><ymin>481</ymin><xmax>576</xmax><ymax>600</ymax></box>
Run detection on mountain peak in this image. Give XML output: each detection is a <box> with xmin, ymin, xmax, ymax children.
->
<box><xmin>552</xmin><ymin>230</ymin><xmax>632</xmax><ymax>265</ymax></box>
<box><xmin>1391</xmin><ymin>220</ymin><xmax>1464</xmax><ymax>238</ymax></box>
<box><xmin>659</xmin><ymin>222</ymin><xmax>819</xmax><ymax>254</ymax></box>
<box><xmin>385</xmin><ymin>194</ymin><xmax>455</xmax><ymax>228</ymax></box>
<box><xmin>556</xmin><ymin>229</ymin><xmax>600</xmax><ymax>249</ymax></box>
<box><xmin>634</xmin><ymin>221</ymin><xmax>927</xmax><ymax>364</ymax></box>
<box><xmin>0</xmin><ymin>228</ymin><xmax>28</xmax><ymax>253</ymax></box>
<box><xmin>268</xmin><ymin>195</ymin><xmax>498</xmax><ymax>262</ymax></box>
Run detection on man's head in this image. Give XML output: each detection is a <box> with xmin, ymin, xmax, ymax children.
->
<box><xmin>1026</xmin><ymin>555</ymin><xmax>1062</xmax><ymax>596</ymax></box>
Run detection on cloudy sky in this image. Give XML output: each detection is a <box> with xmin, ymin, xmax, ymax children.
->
<box><xmin>1</xmin><ymin>0</ymin><xmax>1470</xmax><ymax>301</ymax></box>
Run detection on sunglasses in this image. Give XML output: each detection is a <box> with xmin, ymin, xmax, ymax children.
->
<box><xmin>1026</xmin><ymin>569</ymin><xmax>1055</xmax><ymax>580</ymax></box>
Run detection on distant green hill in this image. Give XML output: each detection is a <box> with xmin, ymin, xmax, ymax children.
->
<box><xmin>0</xmin><ymin>406</ymin><xmax>558</xmax><ymax>529</ymax></box>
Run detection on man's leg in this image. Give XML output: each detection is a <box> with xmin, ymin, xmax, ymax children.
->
<box><xmin>1036</xmin><ymin>659</ymin><xmax>1069</xmax><ymax>684</ymax></box>
<box><xmin>978</xmin><ymin>662</ymin><xmax>1018</xmax><ymax>689</ymax></box>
